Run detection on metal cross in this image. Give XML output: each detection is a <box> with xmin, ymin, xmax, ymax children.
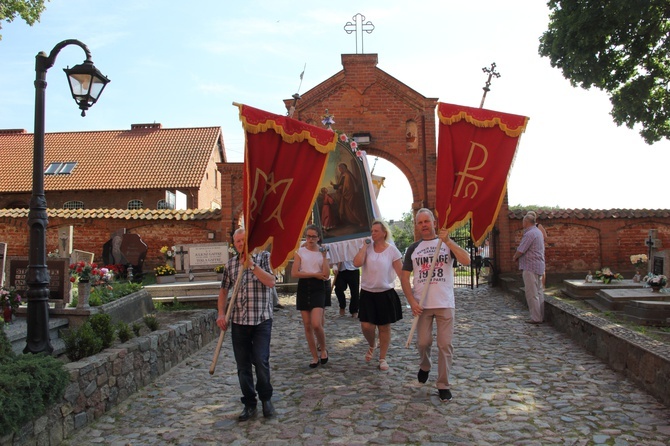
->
<box><xmin>343</xmin><ymin>13</ymin><xmax>375</xmax><ymax>54</ymax></box>
<box><xmin>479</xmin><ymin>62</ymin><xmax>501</xmax><ymax>108</ymax></box>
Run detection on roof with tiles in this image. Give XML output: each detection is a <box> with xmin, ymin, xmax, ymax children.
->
<box><xmin>0</xmin><ymin>208</ymin><xmax>221</xmax><ymax>220</ymax></box>
<box><xmin>0</xmin><ymin>124</ymin><xmax>223</xmax><ymax>193</ymax></box>
<box><xmin>509</xmin><ymin>209</ymin><xmax>670</xmax><ymax>220</ymax></box>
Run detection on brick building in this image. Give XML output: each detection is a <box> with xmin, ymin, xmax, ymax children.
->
<box><xmin>0</xmin><ymin>123</ymin><xmax>225</xmax><ymax>211</ymax></box>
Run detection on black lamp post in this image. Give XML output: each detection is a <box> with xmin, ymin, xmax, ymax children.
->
<box><xmin>25</xmin><ymin>39</ymin><xmax>109</xmax><ymax>354</ymax></box>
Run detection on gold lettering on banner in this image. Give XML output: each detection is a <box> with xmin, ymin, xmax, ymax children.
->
<box><xmin>249</xmin><ymin>168</ymin><xmax>293</xmax><ymax>229</ymax></box>
<box><xmin>453</xmin><ymin>141</ymin><xmax>488</xmax><ymax>199</ymax></box>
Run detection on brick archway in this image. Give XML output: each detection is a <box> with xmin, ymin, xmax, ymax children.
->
<box><xmin>219</xmin><ymin>53</ymin><xmax>439</xmax><ymax>240</ymax></box>
<box><xmin>284</xmin><ymin>53</ymin><xmax>438</xmax><ymax>214</ymax></box>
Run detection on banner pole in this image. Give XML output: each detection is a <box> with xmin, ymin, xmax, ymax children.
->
<box><xmin>209</xmin><ymin>266</ymin><xmax>244</xmax><ymax>375</ymax></box>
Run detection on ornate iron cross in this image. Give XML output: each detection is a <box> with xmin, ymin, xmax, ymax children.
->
<box><xmin>479</xmin><ymin>62</ymin><xmax>501</xmax><ymax>108</ymax></box>
<box><xmin>343</xmin><ymin>13</ymin><xmax>375</xmax><ymax>54</ymax></box>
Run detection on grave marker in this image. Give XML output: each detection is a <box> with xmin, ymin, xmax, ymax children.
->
<box><xmin>0</xmin><ymin>242</ymin><xmax>6</xmax><ymax>287</ymax></box>
<box><xmin>9</xmin><ymin>259</ymin><xmax>68</xmax><ymax>302</ymax></box>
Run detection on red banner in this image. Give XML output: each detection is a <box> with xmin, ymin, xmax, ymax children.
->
<box><xmin>238</xmin><ymin>104</ymin><xmax>337</xmax><ymax>269</ymax></box>
<box><xmin>436</xmin><ymin>102</ymin><xmax>529</xmax><ymax>246</ymax></box>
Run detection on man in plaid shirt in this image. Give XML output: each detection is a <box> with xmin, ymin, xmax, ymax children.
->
<box><xmin>217</xmin><ymin>228</ymin><xmax>276</xmax><ymax>421</ymax></box>
<box><xmin>513</xmin><ymin>212</ymin><xmax>546</xmax><ymax>324</ymax></box>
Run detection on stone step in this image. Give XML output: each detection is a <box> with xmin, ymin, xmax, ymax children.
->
<box><xmin>3</xmin><ymin>317</ymin><xmax>69</xmax><ymax>356</ymax></box>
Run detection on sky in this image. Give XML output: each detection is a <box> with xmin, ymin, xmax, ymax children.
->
<box><xmin>1</xmin><ymin>0</ymin><xmax>669</xmax><ymax>221</ymax></box>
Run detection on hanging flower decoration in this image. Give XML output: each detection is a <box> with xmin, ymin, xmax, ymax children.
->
<box><xmin>338</xmin><ymin>132</ymin><xmax>362</xmax><ymax>158</ymax></box>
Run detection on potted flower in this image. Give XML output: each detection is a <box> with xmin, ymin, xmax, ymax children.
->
<box><xmin>0</xmin><ymin>286</ymin><xmax>22</xmax><ymax>323</ymax></box>
<box><xmin>214</xmin><ymin>264</ymin><xmax>225</xmax><ymax>281</ymax></box>
<box><xmin>160</xmin><ymin>245</ymin><xmax>175</xmax><ymax>266</ymax></box>
<box><xmin>643</xmin><ymin>273</ymin><xmax>667</xmax><ymax>292</ymax></box>
<box><xmin>69</xmin><ymin>261</ymin><xmax>103</xmax><ymax>309</ymax></box>
<box><xmin>630</xmin><ymin>254</ymin><xmax>648</xmax><ymax>282</ymax></box>
<box><xmin>594</xmin><ymin>267</ymin><xmax>624</xmax><ymax>284</ymax></box>
<box><xmin>154</xmin><ymin>264</ymin><xmax>177</xmax><ymax>284</ymax></box>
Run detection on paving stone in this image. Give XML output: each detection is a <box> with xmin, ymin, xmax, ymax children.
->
<box><xmin>61</xmin><ymin>286</ymin><xmax>670</xmax><ymax>445</ymax></box>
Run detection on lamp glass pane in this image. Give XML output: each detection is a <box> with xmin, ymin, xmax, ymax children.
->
<box><xmin>68</xmin><ymin>73</ymin><xmax>92</xmax><ymax>96</ymax></box>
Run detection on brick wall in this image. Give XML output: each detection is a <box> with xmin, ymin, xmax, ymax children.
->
<box><xmin>496</xmin><ymin>198</ymin><xmax>670</xmax><ymax>276</ymax></box>
<box><xmin>0</xmin><ymin>210</ymin><xmax>222</xmax><ymax>272</ymax></box>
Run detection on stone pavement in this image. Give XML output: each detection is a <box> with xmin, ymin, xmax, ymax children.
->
<box><xmin>62</xmin><ymin>286</ymin><xmax>670</xmax><ymax>445</ymax></box>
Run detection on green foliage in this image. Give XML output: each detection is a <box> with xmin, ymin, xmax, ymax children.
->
<box><xmin>70</xmin><ymin>281</ymin><xmax>142</xmax><ymax>308</ymax></box>
<box><xmin>116</xmin><ymin>322</ymin><xmax>133</xmax><ymax>343</ymax></box>
<box><xmin>143</xmin><ymin>314</ymin><xmax>159</xmax><ymax>331</ymax></box>
<box><xmin>132</xmin><ymin>323</ymin><xmax>142</xmax><ymax>337</ymax></box>
<box><xmin>390</xmin><ymin>211</ymin><xmax>414</xmax><ymax>254</ymax></box>
<box><xmin>89</xmin><ymin>313</ymin><xmax>115</xmax><ymax>349</ymax></box>
<box><xmin>63</xmin><ymin>323</ymin><xmax>103</xmax><ymax>361</ymax></box>
<box><xmin>539</xmin><ymin>0</ymin><xmax>670</xmax><ymax>143</ymax></box>
<box><xmin>0</xmin><ymin>0</ymin><xmax>48</xmax><ymax>41</ymax></box>
<box><xmin>90</xmin><ymin>282</ymin><xmax>142</xmax><ymax>305</ymax></box>
<box><xmin>0</xmin><ymin>325</ymin><xmax>69</xmax><ymax>434</ymax></box>
<box><xmin>0</xmin><ymin>321</ymin><xmax>14</xmax><ymax>361</ymax></box>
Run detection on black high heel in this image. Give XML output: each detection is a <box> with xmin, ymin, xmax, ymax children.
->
<box><xmin>309</xmin><ymin>360</ymin><xmax>319</xmax><ymax>368</ymax></box>
<box><xmin>320</xmin><ymin>350</ymin><xmax>329</xmax><ymax>365</ymax></box>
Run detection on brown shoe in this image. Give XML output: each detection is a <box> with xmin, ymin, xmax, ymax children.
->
<box><xmin>525</xmin><ymin>320</ymin><xmax>542</xmax><ymax>325</ymax></box>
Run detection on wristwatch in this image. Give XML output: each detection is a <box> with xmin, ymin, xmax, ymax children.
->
<box><xmin>249</xmin><ymin>263</ymin><xmax>256</xmax><ymax>271</ymax></box>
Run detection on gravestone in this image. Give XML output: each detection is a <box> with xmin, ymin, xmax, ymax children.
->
<box><xmin>102</xmin><ymin>228</ymin><xmax>128</xmax><ymax>266</ymax></box>
<box><xmin>0</xmin><ymin>242</ymin><xmax>6</xmax><ymax>287</ymax></box>
<box><xmin>176</xmin><ymin>243</ymin><xmax>228</xmax><ymax>272</ymax></box>
<box><xmin>652</xmin><ymin>249</ymin><xmax>670</xmax><ymax>277</ymax></box>
<box><xmin>71</xmin><ymin>249</ymin><xmax>94</xmax><ymax>265</ymax></box>
<box><xmin>119</xmin><ymin>233</ymin><xmax>147</xmax><ymax>274</ymax></box>
<box><xmin>9</xmin><ymin>259</ymin><xmax>68</xmax><ymax>303</ymax></box>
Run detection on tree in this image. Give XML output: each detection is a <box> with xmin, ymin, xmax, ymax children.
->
<box><xmin>539</xmin><ymin>0</ymin><xmax>670</xmax><ymax>144</ymax></box>
<box><xmin>390</xmin><ymin>211</ymin><xmax>414</xmax><ymax>254</ymax></box>
<box><xmin>0</xmin><ymin>0</ymin><xmax>48</xmax><ymax>41</ymax></box>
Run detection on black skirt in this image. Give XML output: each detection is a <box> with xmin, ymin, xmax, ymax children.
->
<box><xmin>297</xmin><ymin>278</ymin><xmax>330</xmax><ymax>311</ymax></box>
<box><xmin>358</xmin><ymin>288</ymin><xmax>403</xmax><ymax>325</ymax></box>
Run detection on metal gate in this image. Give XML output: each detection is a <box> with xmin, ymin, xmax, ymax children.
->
<box><xmin>450</xmin><ymin>222</ymin><xmax>496</xmax><ymax>289</ymax></box>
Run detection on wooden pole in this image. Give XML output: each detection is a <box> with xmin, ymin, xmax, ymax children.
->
<box><xmin>209</xmin><ymin>267</ymin><xmax>244</xmax><ymax>375</ymax></box>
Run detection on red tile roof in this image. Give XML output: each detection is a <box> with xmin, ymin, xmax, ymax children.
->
<box><xmin>0</xmin><ymin>208</ymin><xmax>221</xmax><ymax>220</ymax></box>
<box><xmin>509</xmin><ymin>209</ymin><xmax>670</xmax><ymax>219</ymax></box>
<box><xmin>0</xmin><ymin>125</ymin><xmax>223</xmax><ymax>192</ymax></box>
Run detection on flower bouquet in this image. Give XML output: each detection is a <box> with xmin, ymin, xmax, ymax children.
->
<box><xmin>630</xmin><ymin>254</ymin><xmax>648</xmax><ymax>270</ymax></box>
<box><xmin>1</xmin><ymin>286</ymin><xmax>21</xmax><ymax>323</ymax></box>
<box><xmin>643</xmin><ymin>273</ymin><xmax>667</xmax><ymax>290</ymax></box>
<box><xmin>160</xmin><ymin>245</ymin><xmax>175</xmax><ymax>261</ymax></box>
<box><xmin>214</xmin><ymin>265</ymin><xmax>225</xmax><ymax>273</ymax></box>
<box><xmin>594</xmin><ymin>267</ymin><xmax>624</xmax><ymax>284</ymax></box>
<box><xmin>69</xmin><ymin>261</ymin><xmax>104</xmax><ymax>283</ymax></box>
<box><xmin>154</xmin><ymin>264</ymin><xmax>176</xmax><ymax>276</ymax></box>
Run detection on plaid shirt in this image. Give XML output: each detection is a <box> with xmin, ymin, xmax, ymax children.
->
<box><xmin>220</xmin><ymin>251</ymin><xmax>273</xmax><ymax>326</ymax></box>
<box><xmin>516</xmin><ymin>225</ymin><xmax>545</xmax><ymax>275</ymax></box>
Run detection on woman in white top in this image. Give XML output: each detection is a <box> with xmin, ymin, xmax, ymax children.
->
<box><xmin>353</xmin><ymin>220</ymin><xmax>403</xmax><ymax>371</ymax></box>
<box><xmin>292</xmin><ymin>224</ymin><xmax>330</xmax><ymax>368</ymax></box>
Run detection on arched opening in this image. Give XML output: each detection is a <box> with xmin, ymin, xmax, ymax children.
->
<box><xmin>366</xmin><ymin>155</ymin><xmax>413</xmax><ymax>221</ymax></box>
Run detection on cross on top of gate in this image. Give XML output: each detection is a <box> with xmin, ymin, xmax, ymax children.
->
<box><xmin>343</xmin><ymin>13</ymin><xmax>375</xmax><ymax>54</ymax></box>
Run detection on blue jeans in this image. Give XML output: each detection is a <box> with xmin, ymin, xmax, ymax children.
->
<box><xmin>231</xmin><ymin>318</ymin><xmax>273</xmax><ymax>407</ymax></box>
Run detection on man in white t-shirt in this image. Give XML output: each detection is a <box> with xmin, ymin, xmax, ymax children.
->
<box><xmin>400</xmin><ymin>208</ymin><xmax>470</xmax><ymax>402</ymax></box>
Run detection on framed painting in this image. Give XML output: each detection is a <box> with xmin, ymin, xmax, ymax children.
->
<box><xmin>312</xmin><ymin>141</ymin><xmax>374</xmax><ymax>243</ymax></box>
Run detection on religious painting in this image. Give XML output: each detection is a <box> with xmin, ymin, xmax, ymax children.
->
<box><xmin>313</xmin><ymin>141</ymin><xmax>374</xmax><ymax>243</ymax></box>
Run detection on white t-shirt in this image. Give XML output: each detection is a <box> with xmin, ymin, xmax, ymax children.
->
<box><xmin>296</xmin><ymin>246</ymin><xmax>327</xmax><ymax>274</ymax></box>
<box><xmin>402</xmin><ymin>238</ymin><xmax>455</xmax><ymax>309</ymax></box>
<box><xmin>361</xmin><ymin>243</ymin><xmax>402</xmax><ymax>292</ymax></box>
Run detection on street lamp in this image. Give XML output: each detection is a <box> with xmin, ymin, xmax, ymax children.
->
<box><xmin>25</xmin><ymin>39</ymin><xmax>110</xmax><ymax>354</ymax></box>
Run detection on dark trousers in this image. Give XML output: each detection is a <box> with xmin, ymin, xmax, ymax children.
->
<box><xmin>231</xmin><ymin>318</ymin><xmax>273</xmax><ymax>407</ymax></box>
<box><xmin>334</xmin><ymin>269</ymin><xmax>360</xmax><ymax>314</ymax></box>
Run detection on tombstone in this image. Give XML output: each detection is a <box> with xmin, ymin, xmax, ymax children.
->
<box><xmin>9</xmin><ymin>259</ymin><xmax>69</xmax><ymax>306</ymax></box>
<box><xmin>0</xmin><ymin>242</ymin><xmax>6</xmax><ymax>287</ymax></box>
<box><xmin>102</xmin><ymin>228</ymin><xmax>128</xmax><ymax>266</ymax></box>
<box><xmin>119</xmin><ymin>233</ymin><xmax>147</xmax><ymax>275</ymax></box>
<box><xmin>652</xmin><ymin>249</ymin><xmax>670</xmax><ymax>277</ymax></box>
<box><xmin>58</xmin><ymin>226</ymin><xmax>73</xmax><ymax>258</ymax></box>
<box><xmin>177</xmin><ymin>243</ymin><xmax>229</xmax><ymax>272</ymax></box>
<box><xmin>71</xmin><ymin>249</ymin><xmax>94</xmax><ymax>265</ymax></box>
